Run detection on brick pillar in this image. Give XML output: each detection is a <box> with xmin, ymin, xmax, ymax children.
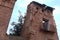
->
<box><xmin>0</xmin><ymin>0</ymin><xmax>16</xmax><ymax>40</ymax></box>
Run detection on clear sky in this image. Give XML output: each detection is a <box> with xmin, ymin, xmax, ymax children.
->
<box><xmin>7</xmin><ymin>0</ymin><xmax>60</xmax><ymax>40</ymax></box>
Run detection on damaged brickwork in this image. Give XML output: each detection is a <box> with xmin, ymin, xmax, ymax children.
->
<box><xmin>21</xmin><ymin>1</ymin><xmax>59</xmax><ymax>40</ymax></box>
<box><xmin>0</xmin><ymin>1</ymin><xmax>59</xmax><ymax>40</ymax></box>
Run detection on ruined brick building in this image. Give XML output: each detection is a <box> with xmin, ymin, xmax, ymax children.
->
<box><xmin>21</xmin><ymin>1</ymin><xmax>59</xmax><ymax>40</ymax></box>
<box><xmin>0</xmin><ymin>0</ymin><xmax>59</xmax><ymax>40</ymax></box>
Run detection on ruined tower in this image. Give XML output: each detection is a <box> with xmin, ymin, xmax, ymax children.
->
<box><xmin>0</xmin><ymin>0</ymin><xmax>16</xmax><ymax>40</ymax></box>
<box><xmin>21</xmin><ymin>1</ymin><xmax>59</xmax><ymax>40</ymax></box>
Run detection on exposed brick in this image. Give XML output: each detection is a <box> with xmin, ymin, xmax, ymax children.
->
<box><xmin>21</xmin><ymin>1</ymin><xmax>59</xmax><ymax>40</ymax></box>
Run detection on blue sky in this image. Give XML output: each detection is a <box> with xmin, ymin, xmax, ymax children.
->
<box><xmin>7</xmin><ymin>0</ymin><xmax>60</xmax><ymax>40</ymax></box>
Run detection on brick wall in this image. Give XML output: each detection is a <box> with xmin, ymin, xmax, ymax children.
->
<box><xmin>0</xmin><ymin>0</ymin><xmax>16</xmax><ymax>40</ymax></box>
<box><xmin>21</xmin><ymin>1</ymin><xmax>59</xmax><ymax>40</ymax></box>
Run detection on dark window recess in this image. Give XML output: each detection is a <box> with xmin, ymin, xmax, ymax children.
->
<box><xmin>36</xmin><ymin>7</ymin><xmax>38</xmax><ymax>10</ymax></box>
<box><xmin>42</xmin><ymin>8</ymin><xmax>46</xmax><ymax>12</ymax></box>
<box><xmin>42</xmin><ymin>18</ymin><xmax>49</xmax><ymax>31</ymax></box>
<box><xmin>35</xmin><ymin>7</ymin><xmax>39</xmax><ymax>14</ymax></box>
<box><xmin>42</xmin><ymin>9</ymin><xmax>44</xmax><ymax>12</ymax></box>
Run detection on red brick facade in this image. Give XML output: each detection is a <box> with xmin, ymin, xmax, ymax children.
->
<box><xmin>21</xmin><ymin>1</ymin><xmax>59</xmax><ymax>40</ymax></box>
<box><xmin>0</xmin><ymin>0</ymin><xmax>16</xmax><ymax>40</ymax></box>
<box><xmin>0</xmin><ymin>1</ymin><xmax>59</xmax><ymax>40</ymax></box>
